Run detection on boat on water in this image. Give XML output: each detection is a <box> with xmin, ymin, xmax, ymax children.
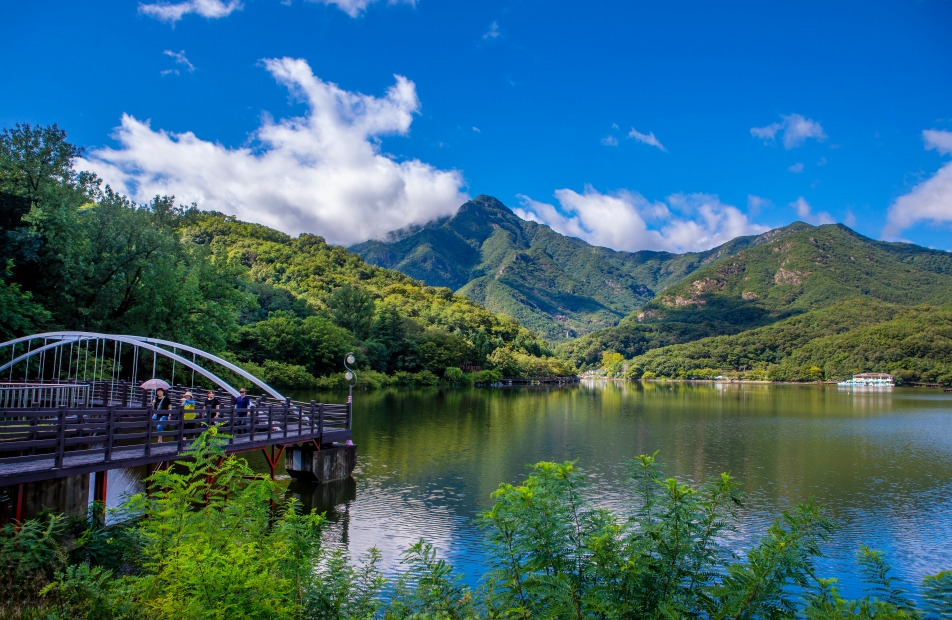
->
<box><xmin>837</xmin><ymin>373</ymin><xmax>895</xmax><ymax>388</ymax></box>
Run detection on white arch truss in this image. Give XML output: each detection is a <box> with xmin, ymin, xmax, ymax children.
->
<box><xmin>0</xmin><ymin>331</ymin><xmax>285</xmax><ymax>400</ymax></box>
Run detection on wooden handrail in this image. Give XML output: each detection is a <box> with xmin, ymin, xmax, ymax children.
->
<box><xmin>0</xmin><ymin>400</ymin><xmax>352</xmax><ymax>486</ymax></box>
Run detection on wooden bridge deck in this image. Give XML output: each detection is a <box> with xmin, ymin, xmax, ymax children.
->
<box><xmin>0</xmin><ymin>401</ymin><xmax>351</xmax><ymax>486</ymax></box>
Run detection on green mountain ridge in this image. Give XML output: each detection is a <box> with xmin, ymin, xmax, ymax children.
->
<box><xmin>352</xmin><ymin>195</ymin><xmax>775</xmax><ymax>341</ymax></box>
<box><xmin>559</xmin><ymin>223</ymin><xmax>952</xmax><ymax>366</ymax></box>
<box><xmin>623</xmin><ymin>300</ymin><xmax>952</xmax><ymax>384</ymax></box>
<box><xmin>352</xmin><ymin>194</ymin><xmax>952</xmax><ymax>374</ymax></box>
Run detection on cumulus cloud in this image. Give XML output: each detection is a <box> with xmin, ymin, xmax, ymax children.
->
<box><xmin>139</xmin><ymin>0</ymin><xmax>242</xmax><ymax>23</ymax></box>
<box><xmin>627</xmin><ymin>127</ymin><xmax>666</xmax><ymax>152</ymax></box>
<box><xmin>791</xmin><ymin>197</ymin><xmax>834</xmax><ymax>225</ymax></box>
<box><xmin>78</xmin><ymin>57</ymin><xmax>468</xmax><ymax>245</ymax></box>
<box><xmin>513</xmin><ymin>186</ymin><xmax>767</xmax><ymax>253</ymax></box>
<box><xmin>788</xmin><ymin>162</ymin><xmax>804</xmax><ymax>173</ymax></box>
<box><xmin>883</xmin><ymin>129</ymin><xmax>952</xmax><ymax>239</ymax></box>
<box><xmin>751</xmin><ymin>113</ymin><xmax>826</xmax><ymax>149</ymax></box>
<box><xmin>601</xmin><ymin>135</ymin><xmax>618</xmax><ymax>147</ymax></box>
<box><xmin>923</xmin><ymin>129</ymin><xmax>952</xmax><ymax>155</ymax></box>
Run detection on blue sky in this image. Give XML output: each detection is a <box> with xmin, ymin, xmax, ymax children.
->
<box><xmin>3</xmin><ymin>0</ymin><xmax>951</xmax><ymax>253</ymax></box>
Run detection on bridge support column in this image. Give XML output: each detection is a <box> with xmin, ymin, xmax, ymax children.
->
<box><xmin>1</xmin><ymin>476</ymin><xmax>89</xmax><ymax>524</ymax></box>
<box><xmin>0</xmin><ymin>483</ymin><xmax>27</xmax><ymax>525</ymax></box>
<box><xmin>92</xmin><ymin>471</ymin><xmax>108</xmax><ymax>521</ymax></box>
<box><xmin>286</xmin><ymin>443</ymin><xmax>356</xmax><ymax>483</ymax></box>
<box><xmin>261</xmin><ymin>445</ymin><xmax>287</xmax><ymax>481</ymax></box>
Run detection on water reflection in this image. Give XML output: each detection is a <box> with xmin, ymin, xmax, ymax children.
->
<box><xmin>103</xmin><ymin>382</ymin><xmax>952</xmax><ymax>599</ymax></box>
<box><xmin>319</xmin><ymin>382</ymin><xmax>952</xmax><ymax>598</ymax></box>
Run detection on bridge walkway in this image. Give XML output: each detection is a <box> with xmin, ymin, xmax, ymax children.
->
<box><xmin>0</xmin><ymin>398</ymin><xmax>351</xmax><ymax>487</ymax></box>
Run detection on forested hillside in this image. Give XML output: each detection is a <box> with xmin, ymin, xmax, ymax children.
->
<box><xmin>0</xmin><ymin>124</ymin><xmax>570</xmax><ymax>388</ymax></box>
<box><xmin>559</xmin><ymin>223</ymin><xmax>952</xmax><ymax>367</ymax></box>
<box><xmin>6</xmin><ymin>123</ymin><xmax>951</xmax><ymax>387</ymax></box>
<box><xmin>352</xmin><ymin>195</ymin><xmax>766</xmax><ymax>341</ymax></box>
<box><xmin>621</xmin><ymin>300</ymin><xmax>952</xmax><ymax>383</ymax></box>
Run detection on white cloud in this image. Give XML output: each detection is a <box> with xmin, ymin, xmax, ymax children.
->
<box><xmin>924</xmin><ymin>129</ymin><xmax>952</xmax><ymax>155</ymax></box>
<box><xmin>751</xmin><ymin>113</ymin><xmax>826</xmax><ymax>149</ymax></box>
<box><xmin>791</xmin><ymin>196</ymin><xmax>834</xmax><ymax>225</ymax></box>
<box><xmin>514</xmin><ymin>186</ymin><xmax>767</xmax><ymax>253</ymax></box>
<box><xmin>844</xmin><ymin>209</ymin><xmax>857</xmax><ymax>229</ymax></box>
<box><xmin>627</xmin><ymin>127</ymin><xmax>666</xmax><ymax>152</ymax></box>
<box><xmin>139</xmin><ymin>0</ymin><xmax>413</xmax><ymax>21</ymax></box>
<box><xmin>483</xmin><ymin>20</ymin><xmax>500</xmax><ymax>39</ymax></box>
<box><xmin>601</xmin><ymin>135</ymin><xmax>618</xmax><ymax>147</ymax></box>
<box><xmin>162</xmin><ymin>49</ymin><xmax>195</xmax><ymax>74</ymax></box>
<box><xmin>788</xmin><ymin>162</ymin><xmax>804</xmax><ymax>173</ymax></box>
<box><xmin>139</xmin><ymin>0</ymin><xmax>242</xmax><ymax>23</ymax></box>
<box><xmin>307</xmin><ymin>0</ymin><xmax>416</xmax><ymax>18</ymax></box>
<box><xmin>747</xmin><ymin>194</ymin><xmax>770</xmax><ymax>216</ymax></box>
<box><xmin>883</xmin><ymin>129</ymin><xmax>952</xmax><ymax>239</ymax></box>
<box><xmin>78</xmin><ymin>57</ymin><xmax>468</xmax><ymax>246</ymax></box>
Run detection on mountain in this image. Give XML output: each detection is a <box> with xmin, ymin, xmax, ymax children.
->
<box><xmin>351</xmin><ymin>195</ymin><xmax>767</xmax><ymax>341</ymax></box>
<box><xmin>558</xmin><ymin>223</ymin><xmax>952</xmax><ymax>365</ymax></box>
<box><xmin>618</xmin><ymin>299</ymin><xmax>952</xmax><ymax>383</ymax></box>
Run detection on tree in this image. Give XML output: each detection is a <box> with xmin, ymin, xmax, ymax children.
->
<box><xmin>367</xmin><ymin>304</ymin><xmax>417</xmax><ymax>372</ymax></box>
<box><xmin>0</xmin><ymin>123</ymin><xmax>81</xmax><ymax>211</ymax></box>
<box><xmin>329</xmin><ymin>283</ymin><xmax>375</xmax><ymax>340</ymax></box>
<box><xmin>601</xmin><ymin>350</ymin><xmax>625</xmax><ymax>375</ymax></box>
<box><xmin>0</xmin><ymin>259</ymin><xmax>49</xmax><ymax>339</ymax></box>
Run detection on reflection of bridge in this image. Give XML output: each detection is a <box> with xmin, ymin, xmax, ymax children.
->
<box><xmin>0</xmin><ymin>332</ymin><xmax>354</xmax><ymax>523</ymax></box>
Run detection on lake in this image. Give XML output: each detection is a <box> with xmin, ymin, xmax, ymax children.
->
<box><xmin>103</xmin><ymin>380</ymin><xmax>952</xmax><ymax>600</ymax></box>
<box><xmin>281</xmin><ymin>381</ymin><xmax>952</xmax><ymax>600</ymax></box>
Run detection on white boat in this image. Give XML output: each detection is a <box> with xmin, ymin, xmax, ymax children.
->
<box><xmin>836</xmin><ymin>373</ymin><xmax>895</xmax><ymax>388</ymax></box>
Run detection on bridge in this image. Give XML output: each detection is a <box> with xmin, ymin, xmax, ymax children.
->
<box><xmin>0</xmin><ymin>332</ymin><xmax>355</xmax><ymax>523</ymax></box>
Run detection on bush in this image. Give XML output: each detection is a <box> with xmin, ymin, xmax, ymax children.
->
<box><xmin>4</xmin><ymin>444</ymin><xmax>951</xmax><ymax>618</ymax></box>
<box><xmin>472</xmin><ymin>368</ymin><xmax>503</xmax><ymax>385</ymax></box>
<box><xmin>261</xmin><ymin>360</ymin><xmax>319</xmax><ymax>390</ymax></box>
<box><xmin>412</xmin><ymin>370</ymin><xmax>439</xmax><ymax>387</ymax></box>
<box><xmin>442</xmin><ymin>366</ymin><xmax>464</xmax><ymax>384</ymax></box>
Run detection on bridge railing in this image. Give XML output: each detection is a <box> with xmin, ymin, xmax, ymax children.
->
<box><xmin>0</xmin><ymin>399</ymin><xmax>351</xmax><ymax>483</ymax></box>
<box><xmin>0</xmin><ymin>383</ymin><xmax>92</xmax><ymax>409</ymax></box>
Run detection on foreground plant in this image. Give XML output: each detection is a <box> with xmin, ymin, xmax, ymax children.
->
<box><xmin>3</xmin><ymin>439</ymin><xmax>950</xmax><ymax>618</ymax></box>
<box><xmin>478</xmin><ymin>455</ymin><xmax>949</xmax><ymax>619</ymax></box>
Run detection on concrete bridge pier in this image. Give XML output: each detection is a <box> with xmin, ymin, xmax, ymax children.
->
<box><xmin>285</xmin><ymin>443</ymin><xmax>357</xmax><ymax>483</ymax></box>
<box><xmin>2</xmin><ymin>474</ymin><xmax>93</xmax><ymax>523</ymax></box>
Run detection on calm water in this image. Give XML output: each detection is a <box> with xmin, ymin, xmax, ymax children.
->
<box><xmin>106</xmin><ymin>381</ymin><xmax>952</xmax><ymax>599</ymax></box>
<box><xmin>283</xmin><ymin>381</ymin><xmax>952</xmax><ymax>600</ymax></box>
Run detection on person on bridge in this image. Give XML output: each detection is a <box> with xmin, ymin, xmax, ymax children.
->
<box><xmin>235</xmin><ymin>388</ymin><xmax>251</xmax><ymax>430</ymax></box>
<box><xmin>153</xmin><ymin>388</ymin><xmax>171</xmax><ymax>443</ymax></box>
<box><xmin>205</xmin><ymin>390</ymin><xmax>220</xmax><ymax>421</ymax></box>
<box><xmin>182</xmin><ymin>391</ymin><xmax>197</xmax><ymax>430</ymax></box>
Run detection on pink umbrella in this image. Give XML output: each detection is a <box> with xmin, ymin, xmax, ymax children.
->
<box><xmin>140</xmin><ymin>378</ymin><xmax>171</xmax><ymax>390</ymax></box>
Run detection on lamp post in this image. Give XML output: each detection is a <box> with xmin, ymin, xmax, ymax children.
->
<box><xmin>344</xmin><ymin>352</ymin><xmax>357</xmax><ymax>403</ymax></box>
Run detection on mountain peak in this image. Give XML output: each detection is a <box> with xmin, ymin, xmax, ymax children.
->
<box><xmin>460</xmin><ymin>195</ymin><xmax>514</xmax><ymax>216</ymax></box>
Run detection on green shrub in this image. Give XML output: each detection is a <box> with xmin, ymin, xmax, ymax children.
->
<box><xmin>471</xmin><ymin>368</ymin><xmax>503</xmax><ymax>385</ymax></box>
<box><xmin>4</xmin><ymin>444</ymin><xmax>951</xmax><ymax>618</ymax></box>
<box><xmin>261</xmin><ymin>360</ymin><xmax>319</xmax><ymax>389</ymax></box>
<box><xmin>412</xmin><ymin>370</ymin><xmax>439</xmax><ymax>387</ymax></box>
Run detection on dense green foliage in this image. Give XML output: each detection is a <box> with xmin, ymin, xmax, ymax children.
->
<box><xmin>560</xmin><ymin>224</ymin><xmax>952</xmax><ymax>370</ymax></box>
<box><xmin>353</xmin><ymin>195</ymin><xmax>766</xmax><ymax>342</ymax></box>
<box><xmin>618</xmin><ymin>301</ymin><xmax>952</xmax><ymax>383</ymax></box>
<box><xmin>0</xmin><ymin>124</ymin><xmax>568</xmax><ymax>385</ymax></box>
<box><xmin>6</xmin><ymin>121</ymin><xmax>952</xmax><ymax>386</ymax></box>
<box><xmin>3</xmin><ymin>436</ymin><xmax>950</xmax><ymax>618</ymax></box>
